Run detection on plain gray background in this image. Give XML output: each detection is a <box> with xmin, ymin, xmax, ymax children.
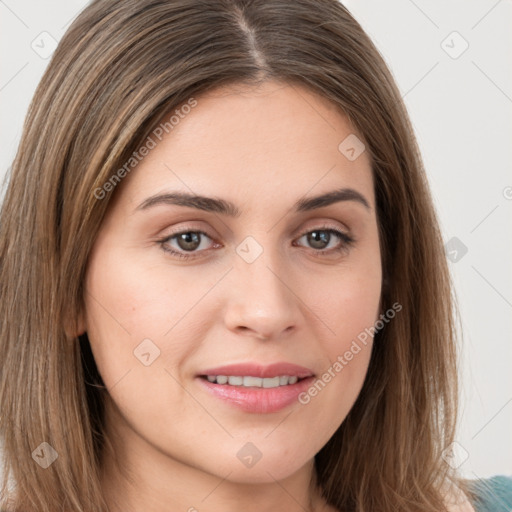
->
<box><xmin>0</xmin><ymin>0</ymin><xmax>511</xmax><ymax>481</ymax></box>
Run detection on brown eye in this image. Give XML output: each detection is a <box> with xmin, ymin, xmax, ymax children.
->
<box><xmin>295</xmin><ymin>228</ymin><xmax>354</xmax><ymax>254</ymax></box>
<box><xmin>175</xmin><ymin>232</ymin><xmax>201</xmax><ymax>251</ymax></box>
<box><xmin>159</xmin><ymin>230</ymin><xmax>216</xmax><ymax>260</ymax></box>
<box><xmin>306</xmin><ymin>230</ymin><xmax>333</xmax><ymax>249</ymax></box>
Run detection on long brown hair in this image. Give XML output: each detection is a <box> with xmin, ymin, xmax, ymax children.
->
<box><xmin>0</xmin><ymin>1</ymin><xmax>476</xmax><ymax>510</ymax></box>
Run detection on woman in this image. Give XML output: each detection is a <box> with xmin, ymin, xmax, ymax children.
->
<box><xmin>0</xmin><ymin>1</ymin><xmax>510</xmax><ymax>511</ymax></box>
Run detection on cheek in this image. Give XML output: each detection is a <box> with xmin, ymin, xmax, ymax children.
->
<box><xmin>86</xmin><ymin>241</ymin><xmax>227</xmax><ymax>328</ymax></box>
<box><xmin>85</xmin><ymin>250</ymin><xmax>178</xmax><ymax>337</ymax></box>
<box><xmin>83</xmin><ymin>243</ymin><xmax>225</xmax><ymax>385</ymax></box>
<box><xmin>308</xmin><ymin>255</ymin><xmax>382</xmax><ymax>352</ymax></box>
<box><xmin>310</xmin><ymin>276</ymin><xmax>380</xmax><ymax>388</ymax></box>
<box><xmin>324</xmin><ymin>278</ymin><xmax>380</xmax><ymax>345</ymax></box>
<box><xmin>82</xmin><ymin>252</ymin><xmax>196</xmax><ymax>427</ymax></box>
<box><xmin>295</xmin><ymin>254</ymin><xmax>381</xmax><ymax>425</ymax></box>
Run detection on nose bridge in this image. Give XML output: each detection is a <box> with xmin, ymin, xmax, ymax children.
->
<box><xmin>223</xmin><ymin>236</ymin><xmax>300</xmax><ymax>339</ymax></box>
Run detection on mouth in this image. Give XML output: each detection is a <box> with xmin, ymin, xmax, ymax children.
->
<box><xmin>197</xmin><ymin>361</ymin><xmax>315</xmax><ymax>380</ymax></box>
<box><xmin>195</xmin><ymin>362</ymin><xmax>316</xmax><ymax>414</ymax></box>
<box><xmin>198</xmin><ymin>374</ymin><xmax>310</xmax><ymax>387</ymax></box>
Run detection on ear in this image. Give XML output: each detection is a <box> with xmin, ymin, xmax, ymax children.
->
<box><xmin>76</xmin><ymin>307</ymin><xmax>87</xmax><ymax>336</ymax></box>
<box><xmin>64</xmin><ymin>307</ymin><xmax>87</xmax><ymax>339</ymax></box>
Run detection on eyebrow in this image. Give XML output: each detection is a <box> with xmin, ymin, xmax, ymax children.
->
<box><xmin>134</xmin><ymin>187</ymin><xmax>371</xmax><ymax>216</ymax></box>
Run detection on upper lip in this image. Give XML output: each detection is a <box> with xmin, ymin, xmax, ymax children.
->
<box><xmin>198</xmin><ymin>362</ymin><xmax>315</xmax><ymax>379</ymax></box>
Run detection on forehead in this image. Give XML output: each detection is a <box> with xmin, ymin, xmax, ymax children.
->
<box><xmin>116</xmin><ymin>80</ymin><xmax>375</xmax><ymax>212</ymax></box>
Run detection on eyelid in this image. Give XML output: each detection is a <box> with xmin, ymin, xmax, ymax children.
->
<box><xmin>293</xmin><ymin>216</ymin><xmax>351</xmax><ymax>236</ymax></box>
<box><xmin>159</xmin><ymin>222</ymin><xmax>219</xmax><ymax>242</ymax></box>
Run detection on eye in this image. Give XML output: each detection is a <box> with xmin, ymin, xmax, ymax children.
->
<box><xmin>294</xmin><ymin>227</ymin><xmax>355</xmax><ymax>256</ymax></box>
<box><xmin>158</xmin><ymin>230</ymin><xmax>217</xmax><ymax>260</ymax></box>
<box><xmin>157</xmin><ymin>225</ymin><xmax>355</xmax><ymax>261</ymax></box>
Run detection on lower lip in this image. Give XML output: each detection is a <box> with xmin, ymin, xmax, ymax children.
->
<box><xmin>195</xmin><ymin>376</ymin><xmax>316</xmax><ymax>414</ymax></box>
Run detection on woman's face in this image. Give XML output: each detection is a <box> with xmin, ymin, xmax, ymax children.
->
<box><xmin>82</xmin><ymin>80</ymin><xmax>382</xmax><ymax>487</ymax></box>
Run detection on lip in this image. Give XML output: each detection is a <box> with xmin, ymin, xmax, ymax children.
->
<box><xmin>197</xmin><ymin>362</ymin><xmax>315</xmax><ymax>379</ymax></box>
<box><xmin>195</xmin><ymin>362</ymin><xmax>316</xmax><ymax>414</ymax></box>
<box><xmin>196</xmin><ymin>374</ymin><xmax>316</xmax><ymax>414</ymax></box>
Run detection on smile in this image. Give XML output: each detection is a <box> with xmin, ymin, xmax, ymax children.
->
<box><xmin>202</xmin><ymin>375</ymin><xmax>301</xmax><ymax>387</ymax></box>
<box><xmin>196</xmin><ymin>375</ymin><xmax>316</xmax><ymax>414</ymax></box>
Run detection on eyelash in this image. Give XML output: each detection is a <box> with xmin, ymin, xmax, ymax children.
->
<box><xmin>157</xmin><ymin>226</ymin><xmax>355</xmax><ymax>260</ymax></box>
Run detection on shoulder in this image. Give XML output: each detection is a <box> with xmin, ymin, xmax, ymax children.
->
<box><xmin>465</xmin><ymin>474</ymin><xmax>512</xmax><ymax>512</ymax></box>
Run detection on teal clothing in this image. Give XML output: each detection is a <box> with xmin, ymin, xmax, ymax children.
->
<box><xmin>469</xmin><ymin>475</ymin><xmax>512</xmax><ymax>511</ymax></box>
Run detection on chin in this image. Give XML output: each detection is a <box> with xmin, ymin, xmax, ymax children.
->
<box><xmin>201</xmin><ymin>444</ymin><xmax>312</xmax><ymax>484</ymax></box>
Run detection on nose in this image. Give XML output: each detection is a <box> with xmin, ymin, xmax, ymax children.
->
<box><xmin>223</xmin><ymin>251</ymin><xmax>302</xmax><ymax>341</ymax></box>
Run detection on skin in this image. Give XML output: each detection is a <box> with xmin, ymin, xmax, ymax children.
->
<box><xmin>78</xmin><ymin>79</ymin><xmax>383</xmax><ymax>512</ymax></box>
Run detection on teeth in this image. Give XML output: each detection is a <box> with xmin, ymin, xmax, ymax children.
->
<box><xmin>204</xmin><ymin>375</ymin><xmax>304</xmax><ymax>387</ymax></box>
<box><xmin>244</xmin><ymin>376</ymin><xmax>262</xmax><ymax>387</ymax></box>
<box><xmin>262</xmin><ymin>376</ymin><xmax>280</xmax><ymax>388</ymax></box>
